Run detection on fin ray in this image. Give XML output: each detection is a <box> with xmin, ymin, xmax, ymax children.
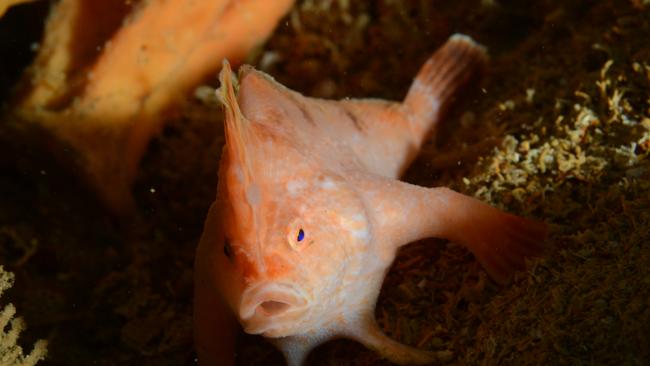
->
<box><xmin>463</xmin><ymin>212</ymin><xmax>548</xmax><ymax>285</ymax></box>
<box><xmin>218</xmin><ymin>59</ymin><xmax>254</xmax><ymax>184</ymax></box>
<box><xmin>404</xmin><ymin>33</ymin><xmax>488</xmax><ymax>140</ymax></box>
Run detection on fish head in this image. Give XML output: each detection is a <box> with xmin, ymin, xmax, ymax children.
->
<box><xmin>209</xmin><ymin>62</ymin><xmax>377</xmax><ymax>339</ymax></box>
<box><xmin>215</xmin><ymin>164</ymin><xmax>375</xmax><ymax>338</ymax></box>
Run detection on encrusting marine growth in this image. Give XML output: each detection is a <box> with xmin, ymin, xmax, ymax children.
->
<box><xmin>0</xmin><ymin>0</ymin><xmax>36</xmax><ymax>17</ymax></box>
<box><xmin>0</xmin><ymin>266</ymin><xmax>47</xmax><ymax>366</ymax></box>
<box><xmin>8</xmin><ymin>0</ymin><xmax>294</xmax><ymax>216</ymax></box>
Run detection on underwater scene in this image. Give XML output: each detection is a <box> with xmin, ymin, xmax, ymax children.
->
<box><xmin>0</xmin><ymin>0</ymin><xmax>649</xmax><ymax>365</ymax></box>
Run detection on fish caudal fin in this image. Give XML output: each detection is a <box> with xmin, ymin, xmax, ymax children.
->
<box><xmin>404</xmin><ymin>34</ymin><xmax>488</xmax><ymax>142</ymax></box>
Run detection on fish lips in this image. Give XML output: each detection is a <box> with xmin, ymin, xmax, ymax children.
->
<box><xmin>239</xmin><ymin>282</ymin><xmax>309</xmax><ymax>335</ymax></box>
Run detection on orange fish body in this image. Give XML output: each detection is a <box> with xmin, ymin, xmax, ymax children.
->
<box><xmin>194</xmin><ymin>34</ymin><xmax>547</xmax><ymax>366</ymax></box>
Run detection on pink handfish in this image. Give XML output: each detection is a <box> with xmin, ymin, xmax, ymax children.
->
<box><xmin>194</xmin><ymin>34</ymin><xmax>547</xmax><ymax>366</ymax></box>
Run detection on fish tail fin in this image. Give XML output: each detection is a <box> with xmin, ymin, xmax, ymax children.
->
<box><xmin>404</xmin><ymin>34</ymin><xmax>488</xmax><ymax>140</ymax></box>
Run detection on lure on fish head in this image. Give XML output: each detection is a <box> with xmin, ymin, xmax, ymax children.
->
<box><xmin>206</xmin><ymin>61</ymin><xmax>395</xmax><ymax>365</ymax></box>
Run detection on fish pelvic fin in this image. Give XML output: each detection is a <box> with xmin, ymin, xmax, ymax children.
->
<box><xmin>351</xmin><ymin>314</ymin><xmax>440</xmax><ymax>365</ymax></box>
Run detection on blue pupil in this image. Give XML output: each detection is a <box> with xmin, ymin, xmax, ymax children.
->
<box><xmin>297</xmin><ymin>229</ymin><xmax>305</xmax><ymax>242</ymax></box>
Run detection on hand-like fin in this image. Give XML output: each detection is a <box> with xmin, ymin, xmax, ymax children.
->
<box><xmin>450</xmin><ymin>201</ymin><xmax>548</xmax><ymax>284</ymax></box>
<box><xmin>353</xmin><ymin>315</ymin><xmax>439</xmax><ymax>365</ymax></box>
<box><xmin>352</xmin><ymin>173</ymin><xmax>547</xmax><ymax>285</ymax></box>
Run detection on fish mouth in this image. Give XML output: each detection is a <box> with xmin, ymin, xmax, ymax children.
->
<box><xmin>239</xmin><ymin>282</ymin><xmax>308</xmax><ymax>335</ymax></box>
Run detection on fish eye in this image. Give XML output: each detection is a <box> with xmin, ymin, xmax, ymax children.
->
<box><xmin>287</xmin><ymin>222</ymin><xmax>307</xmax><ymax>250</ymax></box>
<box><xmin>223</xmin><ymin>239</ymin><xmax>233</xmax><ymax>260</ymax></box>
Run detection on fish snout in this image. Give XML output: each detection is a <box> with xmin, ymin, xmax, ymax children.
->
<box><xmin>239</xmin><ymin>282</ymin><xmax>308</xmax><ymax>330</ymax></box>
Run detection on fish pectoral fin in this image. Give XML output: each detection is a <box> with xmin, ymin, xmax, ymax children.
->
<box><xmin>442</xmin><ymin>192</ymin><xmax>548</xmax><ymax>285</ymax></box>
<box><xmin>353</xmin><ymin>173</ymin><xmax>547</xmax><ymax>284</ymax></box>
<box><xmin>352</xmin><ymin>318</ymin><xmax>439</xmax><ymax>365</ymax></box>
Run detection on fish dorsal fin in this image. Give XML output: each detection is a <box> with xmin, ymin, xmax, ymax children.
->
<box><xmin>217</xmin><ymin>61</ymin><xmax>265</xmax><ymax>266</ymax></box>
<box><xmin>217</xmin><ymin>60</ymin><xmax>255</xmax><ymax>190</ymax></box>
<box><xmin>236</xmin><ymin>65</ymin><xmax>296</xmax><ymax>123</ymax></box>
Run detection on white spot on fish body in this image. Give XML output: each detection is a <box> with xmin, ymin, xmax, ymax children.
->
<box><xmin>351</xmin><ymin>213</ymin><xmax>364</xmax><ymax>221</ymax></box>
<box><xmin>234</xmin><ymin>166</ymin><xmax>243</xmax><ymax>182</ymax></box>
<box><xmin>410</xmin><ymin>80</ymin><xmax>441</xmax><ymax>122</ymax></box>
<box><xmin>350</xmin><ymin>227</ymin><xmax>370</xmax><ymax>241</ymax></box>
<box><xmin>339</xmin><ymin>213</ymin><xmax>371</xmax><ymax>242</ymax></box>
<box><xmin>246</xmin><ymin>184</ymin><xmax>261</xmax><ymax>205</ymax></box>
<box><xmin>286</xmin><ymin>180</ymin><xmax>308</xmax><ymax>196</ymax></box>
<box><xmin>319</xmin><ymin>178</ymin><xmax>337</xmax><ymax>190</ymax></box>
